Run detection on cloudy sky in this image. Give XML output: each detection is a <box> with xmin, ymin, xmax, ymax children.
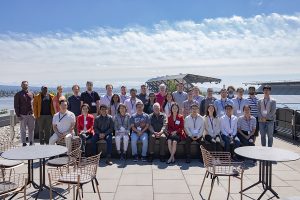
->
<box><xmin>0</xmin><ymin>0</ymin><xmax>299</xmax><ymax>88</ymax></box>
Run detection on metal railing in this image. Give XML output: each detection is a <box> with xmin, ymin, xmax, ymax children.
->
<box><xmin>275</xmin><ymin>108</ymin><xmax>300</xmax><ymax>141</ymax></box>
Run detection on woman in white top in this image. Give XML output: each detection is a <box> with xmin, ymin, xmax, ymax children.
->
<box><xmin>163</xmin><ymin>92</ymin><xmax>175</xmax><ymax>117</ymax></box>
<box><xmin>203</xmin><ymin>104</ymin><xmax>223</xmax><ymax>151</ymax></box>
<box><xmin>110</xmin><ymin>94</ymin><xmax>120</xmax><ymax>117</ymax></box>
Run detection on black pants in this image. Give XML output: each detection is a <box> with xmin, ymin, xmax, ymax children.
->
<box><xmin>80</xmin><ymin>132</ymin><xmax>93</xmax><ymax>153</ymax></box>
<box><xmin>203</xmin><ymin>135</ymin><xmax>223</xmax><ymax>151</ymax></box>
<box><xmin>237</xmin><ymin>131</ymin><xmax>255</xmax><ymax>146</ymax></box>
<box><xmin>185</xmin><ymin>136</ymin><xmax>205</xmax><ymax>160</ymax></box>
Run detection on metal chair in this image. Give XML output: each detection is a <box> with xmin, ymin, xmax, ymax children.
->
<box><xmin>199</xmin><ymin>145</ymin><xmax>244</xmax><ymax>200</ymax></box>
<box><xmin>47</xmin><ymin>147</ymin><xmax>81</xmax><ymax>168</ymax></box>
<box><xmin>48</xmin><ymin>153</ymin><xmax>101</xmax><ymax>200</ymax></box>
<box><xmin>0</xmin><ymin>171</ymin><xmax>27</xmax><ymax>200</ymax></box>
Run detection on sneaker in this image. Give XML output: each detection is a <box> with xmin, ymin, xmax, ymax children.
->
<box><xmin>29</xmin><ymin>142</ymin><xmax>33</xmax><ymax>146</ymax></box>
<box><xmin>133</xmin><ymin>155</ymin><xmax>139</xmax><ymax>162</ymax></box>
<box><xmin>106</xmin><ymin>159</ymin><xmax>113</xmax><ymax>165</ymax></box>
<box><xmin>141</xmin><ymin>156</ymin><xmax>147</xmax><ymax>162</ymax></box>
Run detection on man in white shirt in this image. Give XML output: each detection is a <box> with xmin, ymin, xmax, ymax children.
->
<box><xmin>220</xmin><ymin>103</ymin><xmax>240</xmax><ymax>154</ymax></box>
<box><xmin>232</xmin><ymin>87</ymin><xmax>249</xmax><ymax>117</ymax></box>
<box><xmin>100</xmin><ymin>84</ymin><xmax>114</xmax><ymax>107</ymax></box>
<box><xmin>50</xmin><ymin>99</ymin><xmax>76</xmax><ymax>154</ymax></box>
<box><xmin>124</xmin><ymin>88</ymin><xmax>142</xmax><ymax>116</ymax></box>
<box><xmin>120</xmin><ymin>85</ymin><xmax>130</xmax><ymax>103</ymax></box>
<box><xmin>184</xmin><ymin>104</ymin><xmax>204</xmax><ymax>163</ymax></box>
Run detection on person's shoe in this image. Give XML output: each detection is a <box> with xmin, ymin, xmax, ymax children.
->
<box><xmin>160</xmin><ymin>156</ymin><xmax>165</xmax><ymax>162</ymax></box>
<box><xmin>123</xmin><ymin>152</ymin><xmax>127</xmax><ymax>160</ymax></box>
<box><xmin>29</xmin><ymin>142</ymin><xmax>33</xmax><ymax>146</ymax></box>
<box><xmin>133</xmin><ymin>155</ymin><xmax>139</xmax><ymax>162</ymax></box>
<box><xmin>106</xmin><ymin>159</ymin><xmax>113</xmax><ymax>165</ymax></box>
<box><xmin>22</xmin><ymin>143</ymin><xmax>27</xmax><ymax>147</ymax></box>
<box><xmin>119</xmin><ymin>153</ymin><xmax>123</xmax><ymax>160</ymax></box>
<box><xmin>186</xmin><ymin>155</ymin><xmax>191</xmax><ymax>163</ymax></box>
<box><xmin>141</xmin><ymin>156</ymin><xmax>147</xmax><ymax>162</ymax></box>
<box><xmin>148</xmin><ymin>154</ymin><xmax>154</xmax><ymax>162</ymax></box>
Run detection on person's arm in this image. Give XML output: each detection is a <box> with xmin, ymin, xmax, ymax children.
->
<box><xmin>184</xmin><ymin>117</ymin><xmax>192</xmax><ymax>137</ymax></box>
<box><xmin>105</xmin><ymin>117</ymin><xmax>114</xmax><ymax>135</ymax></box>
<box><xmin>198</xmin><ymin>117</ymin><xmax>204</xmax><ymax>139</ymax></box>
<box><xmin>14</xmin><ymin>93</ymin><xmax>20</xmax><ymax>117</ymax></box>
<box><xmin>93</xmin><ymin>117</ymin><xmax>100</xmax><ymax>135</ymax></box>
<box><xmin>87</xmin><ymin>116</ymin><xmax>95</xmax><ymax>133</ymax></box>
<box><xmin>53</xmin><ymin>97</ymin><xmax>58</xmax><ymax>113</ymax></box>
<box><xmin>233</xmin><ymin>118</ymin><xmax>238</xmax><ymax>136</ymax></box>
<box><xmin>161</xmin><ymin>114</ymin><xmax>168</xmax><ymax>134</ymax></box>
<box><xmin>141</xmin><ymin>115</ymin><xmax>150</xmax><ymax>133</ymax></box>
<box><xmin>148</xmin><ymin>114</ymin><xmax>155</xmax><ymax>134</ymax></box>
<box><xmin>266</xmin><ymin>100</ymin><xmax>277</xmax><ymax>120</ymax></box>
<box><xmin>257</xmin><ymin>100</ymin><xmax>262</xmax><ymax>121</ymax></box>
<box><xmin>114</xmin><ymin>116</ymin><xmax>120</xmax><ymax>133</ymax></box>
<box><xmin>215</xmin><ymin>118</ymin><xmax>221</xmax><ymax>135</ymax></box>
<box><xmin>77</xmin><ymin>116</ymin><xmax>82</xmax><ymax>134</ymax></box>
<box><xmin>200</xmin><ymin>99</ymin><xmax>205</xmax><ymax>116</ymax></box>
<box><xmin>214</xmin><ymin>101</ymin><xmax>218</xmax><ymax>114</ymax></box>
<box><xmin>203</xmin><ymin>117</ymin><xmax>209</xmax><ymax>136</ymax></box>
<box><xmin>33</xmin><ymin>95</ymin><xmax>38</xmax><ymax>118</ymax></box>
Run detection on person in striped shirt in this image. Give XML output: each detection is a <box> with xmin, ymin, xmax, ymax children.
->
<box><xmin>247</xmin><ymin>86</ymin><xmax>259</xmax><ymax>142</ymax></box>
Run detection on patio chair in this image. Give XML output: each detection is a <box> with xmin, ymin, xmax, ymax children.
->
<box><xmin>0</xmin><ymin>171</ymin><xmax>27</xmax><ymax>200</ymax></box>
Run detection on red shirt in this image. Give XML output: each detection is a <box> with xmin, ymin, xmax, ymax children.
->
<box><xmin>155</xmin><ymin>92</ymin><xmax>166</xmax><ymax>111</ymax></box>
<box><xmin>167</xmin><ymin>114</ymin><xmax>186</xmax><ymax>140</ymax></box>
<box><xmin>77</xmin><ymin>114</ymin><xmax>95</xmax><ymax>135</ymax></box>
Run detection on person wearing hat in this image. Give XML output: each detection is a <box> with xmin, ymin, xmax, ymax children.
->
<box><xmin>33</xmin><ymin>85</ymin><xmax>55</xmax><ymax>144</ymax></box>
<box><xmin>214</xmin><ymin>88</ymin><xmax>233</xmax><ymax>118</ymax></box>
<box><xmin>184</xmin><ymin>103</ymin><xmax>205</xmax><ymax>163</ymax></box>
<box><xmin>220</xmin><ymin>102</ymin><xmax>240</xmax><ymax>156</ymax></box>
<box><xmin>257</xmin><ymin>85</ymin><xmax>276</xmax><ymax>147</ymax></box>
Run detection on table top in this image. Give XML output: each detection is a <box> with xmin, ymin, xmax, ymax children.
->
<box><xmin>235</xmin><ymin>146</ymin><xmax>300</xmax><ymax>162</ymax></box>
<box><xmin>1</xmin><ymin>145</ymin><xmax>68</xmax><ymax>160</ymax></box>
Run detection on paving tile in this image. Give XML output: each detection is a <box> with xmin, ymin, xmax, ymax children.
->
<box><xmin>153</xmin><ymin>180</ymin><xmax>190</xmax><ymax>194</ymax></box>
<box><xmin>114</xmin><ymin>186</ymin><xmax>153</xmax><ymax>200</ymax></box>
<box><xmin>119</xmin><ymin>173</ymin><xmax>152</xmax><ymax>185</ymax></box>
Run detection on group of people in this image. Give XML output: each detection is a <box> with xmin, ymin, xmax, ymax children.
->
<box><xmin>14</xmin><ymin>81</ymin><xmax>276</xmax><ymax>165</ymax></box>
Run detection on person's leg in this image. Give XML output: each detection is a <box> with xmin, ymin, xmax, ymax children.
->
<box><xmin>65</xmin><ymin>133</ymin><xmax>73</xmax><ymax>154</ymax></box>
<box><xmin>259</xmin><ymin>122</ymin><xmax>267</xmax><ymax>146</ymax></box>
<box><xmin>141</xmin><ymin>132</ymin><xmax>148</xmax><ymax>157</ymax></box>
<box><xmin>49</xmin><ymin>133</ymin><xmax>59</xmax><ymax>145</ymax></box>
<box><xmin>105</xmin><ymin>134</ymin><xmax>113</xmax><ymax>157</ymax></box>
<box><xmin>27</xmin><ymin>115</ymin><xmax>35</xmax><ymax>144</ymax></box>
<box><xmin>19</xmin><ymin>115</ymin><xmax>27</xmax><ymax>144</ymax></box>
<box><xmin>123</xmin><ymin>135</ymin><xmax>129</xmax><ymax>153</ymax></box>
<box><xmin>185</xmin><ymin>136</ymin><xmax>192</xmax><ymax>159</ymax></box>
<box><xmin>171</xmin><ymin>141</ymin><xmax>177</xmax><ymax>160</ymax></box>
<box><xmin>37</xmin><ymin>116</ymin><xmax>45</xmax><ymax>144</ymax></box>
<box><xmin>44</xmin><ymin>115</ymin><xmax>53</xmax><ymax>144</ymax></box>
<box><xmin>159</xmin><ymin>134</ymin><xmax>166</xmax><ymax>157</ymax></box>
<box><xmin>237</xmin><ymin>132</ymin><xmax>249</xmax><ymax>146</ymax></box>
<box><xmin>115</xmin><ymin>135</ymin><xmax>121</xmax><ymax>152</ymax></box>
<box><xmin>131</xmin><ymin>132</ymin><xmax>138</xmax><ymax>156</ymax></box>
<box><xmin>91</xmin><ymin>134</ymin><xmax>100</xmax><ymax>155</ymax></box>
<box><xmin>221</xmin><ymin>135</ymin><xmax>230</xmax><ymax>152</ymax></box>
<box><xmin>167</xmin><ymin>139</ymin><xmax>172</xmax><ymax>162</ymax></box>
<box><xmin>149</xmin><ymin>134</ymin><xmax>156</xmax><ymax>155</ymax></box>
<box><xmin>79</xmin><ymin>134</ymin><xmax>87</xmax><ymax>152</ymax></box>
<box><xmin>267</xmin><ymin>122</ymin><xmax>274</xmax><ymax>147</ymax></box>
<box><xmin>203</xmin><ymin>135</ymin><xmax>213</xmax><ymax>151</ymax></box>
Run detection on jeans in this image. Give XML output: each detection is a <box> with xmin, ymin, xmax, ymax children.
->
<box><xmin>221</xmin><ymin>134</ymin><xmax>241</xmax><ymax>154</ymax></box>
<box><xmin>259</xmin><ymin>121</ymin><xmax>274</xmax><ymax>147</ymax></box>
<box><xmin>91</xmin><ymin>133</ymin><xmax>113</xmax><ymax>156</ymax></box>
<box><xmin>131</xmin><ymin>132</ymin><xmax>148</xmax><ymax>157</ymax></box>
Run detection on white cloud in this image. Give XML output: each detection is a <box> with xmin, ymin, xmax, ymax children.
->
<box><xmin>0</xmin><ymin>13</ymin><xmax>299</xmax><ymax>87</ymax></box>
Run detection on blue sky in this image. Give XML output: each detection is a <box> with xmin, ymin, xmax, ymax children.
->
<box><xmin>0</xmin><ymin>0</ymin><xmax>300</xmax><ymax>87</ymax></box>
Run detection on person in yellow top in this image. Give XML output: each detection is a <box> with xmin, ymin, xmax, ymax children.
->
<box><xmin>33</xmin><ymin>86</ymin><xmax>55</xmax><ymax>144</ymax></box>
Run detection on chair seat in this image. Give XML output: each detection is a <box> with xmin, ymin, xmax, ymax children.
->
<box><xmin>0</xmin><ymin>159</ymin><xmax>23</xmax><ymax>168</ymax></box>
<box><xmin>47</xmin><ymin>157</ymin><xmax>76</xmax><ymax>167</ymax></box>
<box><xmin>58</xmin><ymin>173</ymin><xmax>92</xmax><ymax>184</ymax></box>
<box><xmin>208</xmin><ymin>166</ymin><xmax>240</xmax><ymax>176</ymax></box>
<box><xmin>0</xmin><ymin>181</ymin><xmax>18</xmax><ymax>194</ymax></box>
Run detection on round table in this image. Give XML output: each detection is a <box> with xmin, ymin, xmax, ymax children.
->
<box><xmin>235</xmin><ymin>146</ymin><xmax>300</xmax><ymax>200</ymax></box>
<box><xmin>1</xmin><ymin>145</ymin><xmax>67</xmax><ymax>200</ymax></box>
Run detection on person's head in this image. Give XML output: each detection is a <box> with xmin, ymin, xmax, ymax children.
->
<box><xmin>177</xmin><ymin>82</ymin><xmax>184</xmax><ymax>92</ymax></box>
<box><xmin>41</xmin><ymin>86</ymin><xmax>48</xmax><ymax>96</ymax></box>
<box><xmin>225</xmin><ymin>104</ymin><xmax>233</xmax><ymax>116</ymax></box>
<box><xmin>263</xmin><ymin>85</ymin><xmax>271</xmax><ymax>96</ymax></box>
<box><xmin>57</xmin><ymin>86</ymin><xmax>63</xmax><ymax>95</ymax></box>
<box><xmin>121</xmin><ymin>86</ymin><xmax>127</xmax><ymax>95</ymax></box>
<box><xmin>140</xmin><ymin>84</ymin><xmax>147</xmax><ymax>94</ymax></box>
<box><xmin>206</xmin><ymin>104</ymin><xmax>217</xmax><ymax>117</ymax></box>
<box><xmin>86</xmin><ymin>81</ymin><xmax>93</xmax><ymax>91</ymax></box>
<box><xmin>99</xmin><ymin>104</ymin><xmax>108</xmax><ymax>116</ymax></box>
<box><xmin>187</xmin><ymin>89</ymin><xmax>193</xmax><ymax>100</ymax></box>
<box><xmin>191</xmin><ymin>104</ymin><xmax>199</xmax><ymax>115</ymax></box>
<box><xmin>130</xmin><ymin>88</ymin><xmax>137</xmax><ymax>98</ymax></box>
<box><xmin>220</xmin><ymin>88</ymin><xmax>227</xmax><ymax>99</ymax></box>
<box><xmin>193</xmin><ymin>86</ymin><xmax>201</xmax><ymax>96</ymax></box>
<box><xmin>243</xmin><ymin>105</ymin><xmax>251</xmax><ymax>116</ymax></box>
<box><xmin>117</xmin><ymin>103</ymin><xmax>127</xmax><ymax>115</ymax></box>
<box><xmin>248</xmin><ymin>86</ymin><xmax>256</xmax><ymax>96</ymax></box>
<box><xmin>136</xmin><ymin>102</ymin><xmax>144</xmax><ymax>114</ymax></box>
<box><xmin>21</xmin><ymin>81</ymin><xmax>28</xmax><ymax>91</ymax></box>
<box><xmin>153</xmin><ymin>102</ymin><xmax>160</xmax><ymax>114</ymax></box>
<box><xmin>171</xmin><ymin>103</ymin><xmax>180</xmax><ymax>115</ymax></box>
<box><xmin>207</xmin><ymin>88</ymin><xmax>213</xmax><ymax>97</ymax></box>
<box><xmin>159</xmin><ymin>84</ymin><xmax>167</xmax><ymax>93</ymax></box>
<box><xmin>81</xmin><ymin>103</ymin><xmax>90</xmax><ymax>115</ymax></box>
<box><xmin>105</xmin><ymin>84</ymin><xmax>113</xmax><ymax>95</ymax></box>
<box><xmin>236</xmin><ymin>87</ymin><xmax>244</xmax><ymax>98</ymax></box>
<box><xmin>165</xmin><ymin>92</ymin><xmax>174</xmax><ymax>102</ymax></box>
<box><xmin>72</xmin><ymin>84</ymin><xmax>80</xmax><ymax>95</ymax></box>
<box><xmin>148</xmin><ymin>92</ymin><xmax>156</xmax><ymax>104</ymax></box>
<box><xmin>59</xmin><ymin>99</ymin><xmax>68</xmax><ymax>112</ymax></box>
<box><xmin>227</xmin><ymin>86</ymin><xmax>235</xmax><ymax>98</ymax></box>
<box><xmin>111</xmin><ymin>94</ymin><xmax>120</xmax><ymax>105</ymax></box>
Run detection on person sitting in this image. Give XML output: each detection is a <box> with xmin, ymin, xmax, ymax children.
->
<box><xmin>237</xmin><ymin>105</ymin><xmax>256</xmax><ymax>146</ymax></box>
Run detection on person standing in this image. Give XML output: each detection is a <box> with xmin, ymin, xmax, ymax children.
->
<box><xmin>214</xmin><ymin>89</ymin><xmax>232</xmax><ymax>118</ymax></box>
<box><xmin>130</xmin><ymin>102</ymin><xmax>150</xmax><ymax>162</ymax></box>
<box><xmin>68</xmin><ymin>84</ymin><xmax>81</xmax><ymax>117</ymax></box>
<box><xmin>120</xmin><ymin>86</ymin><xmax>130</xmax><ymax>103</ymax></box>
<box><xmin>33</xmin><ymin>86</ymin><xmax>55</xmax><ymax>145</ymax></box>
<box><xmin>148</xmin><ymin>103</ymin><xmax>167</xmax><ymax>162</ymax></box>
<box><xmin>227</xmin><ymin>86</ymin><xmax>236</xmax><ymax>99</ymax></box>
<box><xmin>184</xmin><ymin>104</ymin><xmax>205</xmax><ymax>163</ymax></box>
<box><xmin>92</xmin><ymin>105</ymin><xmax>114</xmax><ymax>165</ymax></box>
<box><xmin>53</xmin><ymin>85</ymin><xmax>65</xmax><ymax>113</ymax></box>
<box><xmin>144</xmin><ymin>92</ymin><xmax>156</xmax><ymax>114</ymax></box>
<box><xmin>109</xmin><ymin>94</ymin><xmax>120</xmax><ymax>117</ymax></box>
<box><xmin>50</xmin><ymin>99</ymin><xmax>76</xmax><ymax>154</ymax></box>
<box><xmin>14</xmin><ymin>81</ymin><xmax>35</xmax><ymax>146</ymax></box>
<box><xmin>258</xmin><ymin>85</ymin><xmax>276</xmax><ymax>147</ymax></box>
<box><xmin>80</xmin><ymin>81</ymin><xmax>100</xmax><ymax>118</ymax></box>
<box><xmin>182</xmin><ymin>89</ymin><xmax>198</xmax><ymax>118</ymax></box>
<box><xmin>163</xmin><ymin>92</ymin><xmax>175</xmax><ymax>117</ymax></box>
<box><xmin>100</xmin><ymin>84</ymin><xmax>114</xmax><ymax>107</ymax></box>
<box><xmin>247</xmin><ymin>86</ymin><xmax>259</xmax><ymax>142</ymax></box>
<box><xmin>193</xmin><ymin>86</ymin><xmax>204</xmax><ymax>107</ymax></box>
<box><xmin>200</xmin><ymin>88</ymin><xmax>216</xmax><ymax>116</ymax></box>
<box><xmin>172</xmin><ymin>82</ymin><xmax>187</xmax><ymax>114</ymax></box>
<box><xmin>124</xmin><ymin>88</ymin><xmax>142</xmax><ymax>116</ymax></box>
<box><xmin>137</xmin><ymin>84</ymin><xmax>148</xmax><ymax>105</ymax></box>
<box><xmin>155</xmin><ymin>84</ymin><xmax>167</xmax><ymax>110</ymax></box>
<box><xmin>232</xmin><ymin>87</ymin><xmax>249</xmax><ymax>118</ymax></box>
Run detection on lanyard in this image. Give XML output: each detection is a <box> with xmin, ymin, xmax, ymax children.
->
<box><xmin>228</xmin><ymin>116</ymin><xmax>232</xmax><ymax>129</ymax></box>
<box><xmin>221</xmin><ymin>99</ymin><xmax>226</xmax><ymax>110</ymax></box>
<box><xmin>263</xmin><ymin>98</ymin><xmax>269</xmax><ymax>110</ymax></box>
<box><xmin>130</xmin><ymin>99</ymin><xmax>135</xmax><ymax>110</ymax></box>
<box><xmin>208</xmin><ymin>116</ymin><xmax>214</xmax><ymax>131</ymax></box>
<box><xmin>120</xmin><ymin>115</ymin><xmax>125</xmax><ymax>126</ymax></box>
<box><xmin>106</xmin><ymin>95</ymin><xmax>111</xmax><ymax>102</ymax></box>
<box><xmin>237</xmin><ymin>98</ymin><xmax>242</xmax><ymax>110</ymax></box>
<box><xmin>192</xmin><ymin>116</ymin><xmax>198</xmax><ymax>129</ymax></box>
<box><xmin>59</xmin><ymin>113</ymin><xmax>67</xmax><ymax>122</ymax></box>
<box><xmin>88</xmin><ymin>91</ymin><xmax>95</xmax><ymax>101</ymax></box>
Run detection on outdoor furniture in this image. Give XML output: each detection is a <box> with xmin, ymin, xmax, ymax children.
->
<box><xmin>48</xmin><ymin>153</ymin><xmax>101</xmax><ymax>200</ymax></box>
<box><xmin>0</xmin><ymin>171</ymin><xmax>27</xmax><ymax>200</ymax></box>
<box><xmin>235</xmin><ymin>146</ymin><xmax>300</xmax><ymax>200</ymax></box>
<box><xmin>47</xmin><ymin>147</ymin><xmax>81</xmax><ymax>168</ymax></box>
<box><xmin>200</xmin><ymin>145</ymin><xmax>244</xmax><ymax>200</ymax></box>
<box><xmin>1</xmin><ymin>145</ymin><xmax>68</xmax><ymax>199</ymax></box>
<box><xmin>57</xmin><ymin>136</ymin><xmax>81</xmax><ymax>152</ymax></box>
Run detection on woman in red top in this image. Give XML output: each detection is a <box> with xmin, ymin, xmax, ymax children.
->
<box><xmin>167</xmin><ymin>103</ymin><xmax>186</xmax><ymax>164</ymax></box>
<box><xmin>77</xmin><ymin>103</ymin><xmax>94</xmax><ymax>154</ymax></box>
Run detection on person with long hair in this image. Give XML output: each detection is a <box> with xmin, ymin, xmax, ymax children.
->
<box><xmin>110</xmin><ymin>94</ymin><xmax>120</xmax><ymax>117</ymax></box>
<box><xmin>162</xmin><ymin>92</ymin><xmax>175</xmax><ymax>117</ymax></box>
<box><xmin>144</xmin><ymin>92</ymin><xmax>156</xmax><ymax>114</ymax></box>
<box><xmin>53</xmin><ymin>85</ymin><xmax>65</xmax><ymax>113</ymax></box>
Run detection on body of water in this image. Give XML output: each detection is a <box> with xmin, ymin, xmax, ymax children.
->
<box><xmin>0</xmin><ymin>97</ymin><xmax>14</xmax><ymax>110</ymax></box>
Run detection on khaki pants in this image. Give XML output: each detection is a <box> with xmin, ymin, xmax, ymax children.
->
<box><xmin>20</xmin><ymin>114</ymin><xmax>35</xmax><ymax>143</ymax></box>
<box><xmin>149</xmin><ymin>134</ymin><xmax>166</xmax><ymax>156</ymax></box>
<box><xmin>49</xmin><ymin>133</ymin><xmax>73</xmax><ymax>154</ymax></box>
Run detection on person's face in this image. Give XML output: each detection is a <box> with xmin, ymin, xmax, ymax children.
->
<box><xmin>264</xmin><ymin>88</ymin><xmax>271</xmax><ymax>96</ymax></box>
<box><xmin>177</xmin><ymin>84</ymin><xmax>184</xmax><ymax>92</ymax></box>
<box><xmin>193</xmin><ymin>88</ymin><xmax>200</xmax><ymax>95</ymax></box>
<box><xmin>228</xmin><ymin>89</ymin><xmax>234</xmax><ymax>95</ymax></box>
<box><xmin>159</xmin><ymin>86</ymin><xmax>166</xmax><ymax>93</ymax></box>
<box><xmin>136</xmin><ymin>105</ymin><xmax>143</xmax><ymax>113</ymax></box>
<box><xmin>119</xmin><ymin>106</ymin><xmax>126</xmax><ymax>114</ymax></box>
<box><xmin>106</xmin><ymin>85</ymin><xmax>113</xmax><ymax>94</ymax></box>
<box><xmin>237</xmin><ymin>90</ymin><xmax>244</xmax><ymax>97</ymax></box>
<box><xmin>207</xmin><ymin>89</ymin><xmax>213</xmax><ymax>97</ymax></box>
<box><xmin>225</xmin><ymin>106</ymin><xmax>233</xmax><ymax>115</ymax></box>
<box><xmin>57</xmin><ymin>88</ymin><xmax>63</xmax><ymax>94</ymax></box>
<box><xmin>100</xmin><ymin>107</ymin><xmax>108</xmax><ymax>115</ymax></box>
<box><xmin>188</xmin><ymin>91</ymin><xmax>193</xmax><ymax>99</ymax></box>
<box><xmin>221</xmin><ymin>90</ymin><xmax>227</xmax><ymax>98</ymax></box>
<box><xmin>243</xmin><ymin>106</ymin><xmax>251</xmax><ymax>115</ymax></box>
<box><xmin>208</xmin><ymin>105</ymin><xmax>215</xmax><ymax>114</ymax></box>
<box><xmin>130</xmin><ymin>91</ymin><xmax>137</xmax><ymax>98</ymax></box>
<box><xmin>167</xmin><ymin>94</ymin><xmax>172</xmax><ymax>101</ymax></box>
<box><xmin>121</xmin><ymin>87</ymin><xmax>126</xmax><ymax>94</ymax></box>
<box><xmin>41</xmin><ymin>87</ymin><xmax>48</xmax><ymax>95</ymax></box>
<box><xmin>60</xmin><ymin>102</ymin><xmax>68</xmax><ymax>111</ymax></box>
<box><xmin>171</xmin><ymin>105</ymin><xmax>179</xmax><ymax>113</ymax></box>
<box><xmin>21</xmin><ymin>82</ymin><xmax>28</xmax><ymax>91</ymax></box>
<box><xmin>73</xmin><ymin>86</ymin><xmax>80</xmax><ymax>95</ymax></box>
<box><xmin>153</xmin><ymin>105</ymin><xmax>160</xmax><ymax>114</ymax></box>
<box><xmin>113</xmin><ymin>95</ymin><xmax>119</xmax><ymax>102</ymax></box>
<box><xmin>141</xmin><ymin>86</ymin><xmax>146</xmax><ymax>94</ymax></box>
<box><xmin>81</xmin><ymin>106</ymin><xmax>88</xmax><ymax>115</ymax></box>
<box><xmin>149</xmin><ymin>94</ymin><xmax>155</xmax><ymax>102</ymax></box>
<box><xmin>86</xmin><ymin>83</ymin><xmax>93</xmax><ymax>91</ymax></box>
<box><xmin>191</xmin><ymin>106</ymin><xmax>199</xmax><ymax>115</ymax></box>
<box><xmin>248</xmin><ymin>88</ymin><xmax>255</xmax><ymax>95</ymax></box>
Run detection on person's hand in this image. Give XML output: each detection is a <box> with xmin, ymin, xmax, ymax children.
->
<box><xmin>137</xmin><ymin>131</ymin><xmax>142</xmax><ymax>136</ymax></box>
<box><xmin>216</xmin><ymin>137</ymin><xmax>220</xmax><ymax>143</ymax></box>
<box><xmin>99</xmin><ymin>133</ymin><xmax>105</xmax><ymax>139</ymax></box>
<box><xmin>211</xmin><ymin>138</ymin><xmax>216</xmax><ymax>143</ymax></box>
<box><xmin>261</xmin><ymin>117</ymin><xmax>266</xmax><ymax>122</ymax></box>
